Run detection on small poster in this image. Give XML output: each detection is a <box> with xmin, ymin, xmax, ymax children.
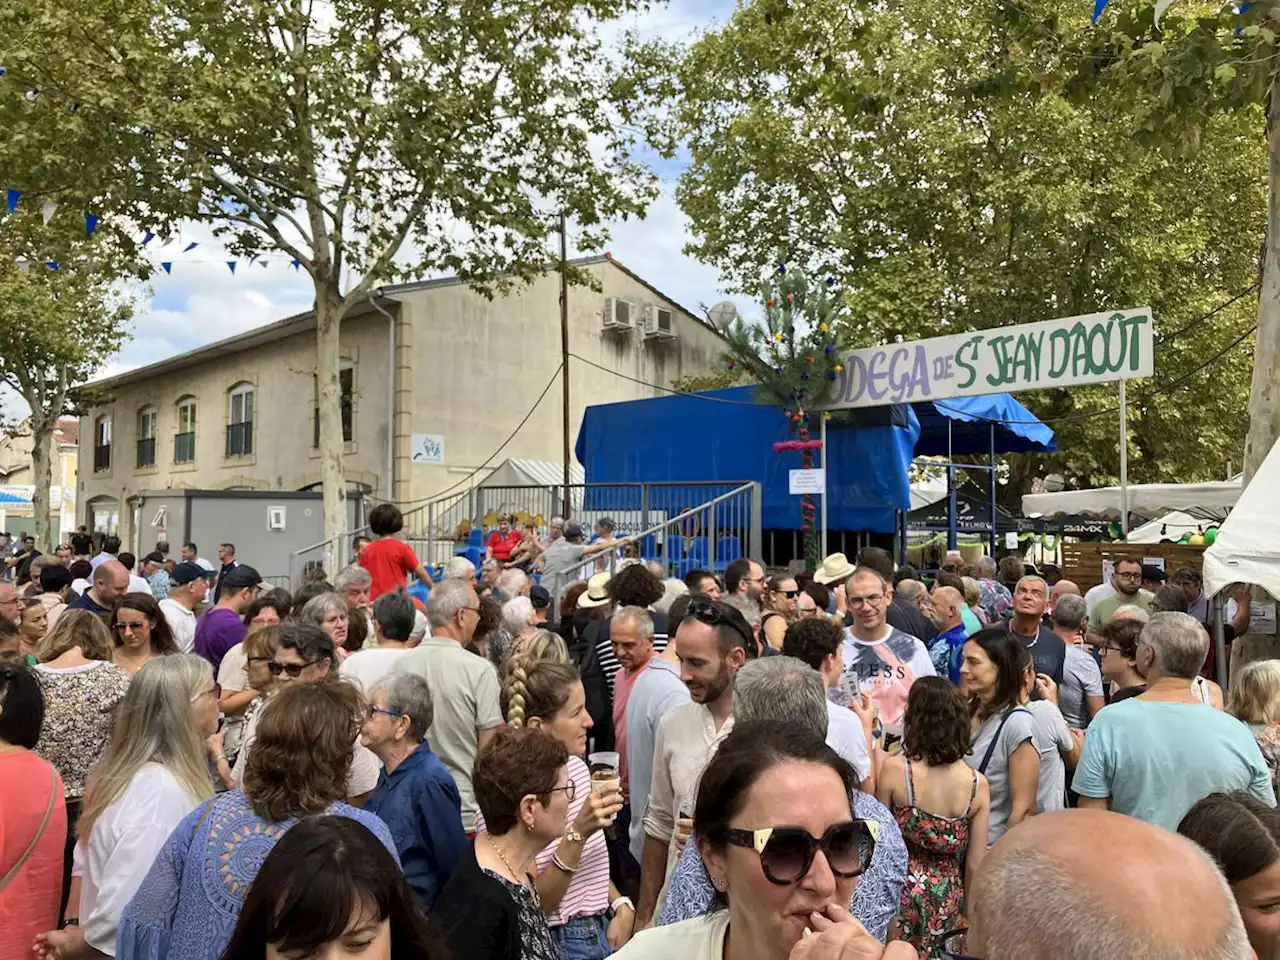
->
<box><xmin>1251</xmin><ymin>601</ymin><xmax>1277</xmax><ymax>635</ymax></box>
<box><xmin>789</xmin><ymin>469</ymin><xmax>824</xmax><ymax>495</ymax></box>
<box><xmin>1143</xmin><ymin>556</ymin><xmax>1165</xmax><ymax>572</ymax></box>
<box><xmin>1005</xmin><ymin>531</ymin><xmax>1019</xmax><ymax>551</ymax></box>
<box><xmin>411</xmin><ymin>434</ymin><xmax>445</xmax><ymax>464</ymax></box>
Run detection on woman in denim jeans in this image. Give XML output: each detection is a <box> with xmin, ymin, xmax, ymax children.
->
<box><xmin>494</xmin><ymin>646</ymin><xmax>635</xmax><ymax>957</ymax></box>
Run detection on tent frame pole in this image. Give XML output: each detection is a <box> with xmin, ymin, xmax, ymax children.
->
<box><xmin>989</xmin><ymin>422</ymin><xmax>998</xmax><ymax>560</ymax></box>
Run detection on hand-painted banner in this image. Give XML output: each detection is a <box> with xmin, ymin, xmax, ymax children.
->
<box><xmin>822</xmin><ymin>307</ymin><xmax>1154</xmax><ymax>410</ymax></box>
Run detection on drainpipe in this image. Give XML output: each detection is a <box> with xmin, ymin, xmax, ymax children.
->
<box><xmin>369</xmin><ymin>294</ymin><xmax>397</xmax><ymax>504</ymax></box>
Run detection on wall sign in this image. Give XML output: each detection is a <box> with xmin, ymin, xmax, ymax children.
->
<box><xmin>823</xmin><ymin>307</ymin><xmax>1154</xmax><ymax>410</ymax></box>
<box><xmin>411</xmin><ymin>434</ymin><xmax>445</xmax><ymax>464</ymax></box>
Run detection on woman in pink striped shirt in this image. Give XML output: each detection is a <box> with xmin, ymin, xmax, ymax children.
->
<box><xmin>500</xmin><ymin>652</ymin><xmax>636</xmax><ymax>957</ymax></box>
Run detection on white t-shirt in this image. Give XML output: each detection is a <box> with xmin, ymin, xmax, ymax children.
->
<box><xmin>74</xmin><ymin>763</ymin><xmax>204</xmax><ymax>955</ymax></box>
<box><xmin>614</xmin><ymin>912</ymin><xmax>728</xmax><ymax>960</ymax></box>
<box><xmin>71</xmin><ymin>578</ymin><xmax>90</xmax><ymax>597</ymax></box>
<box><xmin>126</xmin><ymin>575</ymin><xmax>152</xmax><ymax>595</ymax></box>
<box><xmin>825</xmin><ymin>699</ymin><xmax>871</xmax><ymax>783</ymax></box>
<box><xmin>339</xmin><ymin>648</ymin><xmax>415</xmax><ymax>696</ymax></box>
<box><xmin>160</xmin><ymin>598</ymin><xmax>196</xmax><ymax>654</ymax></box>
<box><xmin>1084</xmin><ymin>583</ymin><xmax>1116</xmax><ymax>614</ymax></box>
<box><xmin>840</xmin><ymin>625</ymin><xmax>937</xmax><ymax>736</ymax></box>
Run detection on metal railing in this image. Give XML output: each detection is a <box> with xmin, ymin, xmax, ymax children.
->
<box><xmin>284</xmin><ymin>481</ymin><xmax>762</xmax><ymax>592</ymax></box>
<box><xmin>93</xmin><ymin>444</ymin><xmax>111</xmax><ymax>472</ymax></box>
<box><xmin>544</xmin><ymin>482</ymin><xmax>762</xmax><ymax>608</ymax></box>
<box><xmin>406</xmin><ymin>481</ymin><xmax>752</xmax><ymax>568</ymax></box>
<box><xmin>174</xmin><ymin>432</ymin><xmax>196</xmax><ymax>463</ymax></box>
<box><xmin>226</xmin><ymin>421</ymin><xmax>253</xmax><ymax>457</ymax></box>
<box><xmin>136</xmin><ymin>438</ymin><xmax>156</xmax><ymax>468</ymax></box>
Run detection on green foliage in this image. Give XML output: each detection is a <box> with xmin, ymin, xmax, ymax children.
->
<box><xmin>643</xmin><ymin>0</ymin><xmax>1264</xmax><ymax>495</ymax></box>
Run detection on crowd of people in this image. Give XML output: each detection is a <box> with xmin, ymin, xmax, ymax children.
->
<box><xmin>1</xmin><ymin>514</ymin><xmax>1278</xmax><ymax>960</ymax></box>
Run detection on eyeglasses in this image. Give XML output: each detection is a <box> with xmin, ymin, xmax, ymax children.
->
<box><xmin>365</xmin><ymin>704</ymin><xmax>402</xmax><ymax>720</ymax></box>
<box><xmin>267</xmin><ymin>658</ymin><xmax>321</xmax><ymax>677</ymax></box>
<box><xmin>713</xmin><ymin>820</ymin><xmax>878</xmax><ymax>886</ymax></box>
<box><xmin>114</xmin><ymin>621</ymin><xmax>149</xmax><ymax>633</ymax></box>
<box><xmin>1115</xmin><ymin>571</ymin><xmax>1142</xmax><ymax>580</ymax></box>
<box><xmin>545</xmin><ymin>780</ymin><xmax>577</xmax><ymax>802</ymax></box>
<box><xmin>686</xmin><ymin>599</ymin><xmax>755</xmax><ymax>650</ymax></box>
<box><xmin>778</xmin><ymin>589</ymin><xmax>801</xmax><ymax>599</ymax></box>
<box><xmin>937</xmin><ymin>929</ymin><xmax>980</xmax><ymax>959</ymax></box>
<box><xmin>847</xmin><ymin>594</ymin><xmax>884</xmax><ymax>608</ymax></box>
<box><xmin>247</xmin><ymin>656</ymin><xmax>271</xmax><ymax>665</ymax></box>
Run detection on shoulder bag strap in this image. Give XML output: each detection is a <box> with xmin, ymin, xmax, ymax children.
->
<box><xmin>0</xmin><ymin>764</ymin><xmax>59</xmax><ymax>893</ymax></box>
<box><xmin>977</xmin><ymin>708</ymin><xmax>1031</xmax><ymax>775</ymax></box>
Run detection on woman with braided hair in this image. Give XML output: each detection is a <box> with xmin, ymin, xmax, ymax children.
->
<box><xmin>485</xmin><ymin>645</ymin><xmax>634</xmax><ymax>957</ymax></box>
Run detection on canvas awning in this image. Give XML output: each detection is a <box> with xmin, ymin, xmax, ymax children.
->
<box><xmin>1204</xmin><ymin>454</ymin><xmax>1280</xmax><ymax>600</ymax></box>
<box><xmin>1022</xmin><ymin>479</ymin><xmax>1241</xmax><ymax>522</ymax></box>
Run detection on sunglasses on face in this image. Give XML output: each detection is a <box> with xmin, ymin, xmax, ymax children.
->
<box><xmin>267</xmin><ymin>658</ymin><xmax>320</xmax><ymax>677</ymax></box>
<box><xmin>714</xmin><ymin>819</ymin><xmax>878</xmax><ymax>886</ymax></box>
<box><xmin>686</xmin><ymin>599</ymin><xmax>755</xmax><ymax>651</ymax></box>
<box><xmin>778</xmin><ymin>589</ymin><xmax>801</xmax><ymax>599</ymax></box>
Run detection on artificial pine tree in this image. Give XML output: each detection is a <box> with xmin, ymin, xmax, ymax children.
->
<box><xmin>718</xmin><ymin>262</ymin><xmax>847</xmax><ymax>570</ymax></box>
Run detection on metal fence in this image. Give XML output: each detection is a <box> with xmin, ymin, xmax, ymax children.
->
<box><xmin>544</xmin><ymin>482</ymin><xmax>763</xmax><ymax>609</ymax></box>
<box><xmin>285</xmin><ymin>481</ymin><xmax>761</xmax><ymax>591</ymax></box>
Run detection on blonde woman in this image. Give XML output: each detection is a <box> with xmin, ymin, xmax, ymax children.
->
<box><xmin>34</xmin><ymin>655</ymin><xmax>218</xmax><ymax>958</ymax></box>
<box><xmin>1228</xmin><ymin>660</ymin><xmax>1280</xmax><ymax>798</ymax></box>
<box><xmin>33</xmin><ymin>609</ymin><xmax>131</xmax><ymax>919</ymax></box>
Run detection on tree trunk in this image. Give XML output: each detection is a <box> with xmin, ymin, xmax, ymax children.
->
<box><xmin>315</xmin><ymin>283</ymin><xmax>348</xmax><ymax>575</ymax></box>
<box><xmin>28</xmin><ymin>414</ymin><xmax>54</xmax><ymax>551</ymax></box>
<box><xmin>1233</xmin><ymin>73</ymin><xmax>1280</xmax><ymax>671</ymax></box>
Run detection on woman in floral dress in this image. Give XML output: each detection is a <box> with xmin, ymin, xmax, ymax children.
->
<box><xmin>876</xmin><ymin>677</ymin><xmax>990</xmax><ymax>957</ymax></box>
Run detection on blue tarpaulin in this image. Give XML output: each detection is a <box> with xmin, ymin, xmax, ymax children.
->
<box><xmin>575</xmin><ymin>387</ymin><xmax>1054</xmax><ymax>534</ymax></box>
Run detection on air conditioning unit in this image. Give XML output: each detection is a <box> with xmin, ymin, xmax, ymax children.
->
<box><xmin>643</xmin><ymin>304</ymin><xmax>677</xmax><ymax>340</ymax></box>
<box><xmin>602</xmin><ymin>298</ymin><xmax>633</xmax><ymax>331</ymax></box>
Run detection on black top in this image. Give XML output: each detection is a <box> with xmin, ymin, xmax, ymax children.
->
<box><xmin>1008</xmin><ymin>622</ymin><xmax>1067</xmax><ymax>685</ymax></box>
<box><xmin>432</xmin><ymin>845</ymin><xmax>558</xmax><ymax>960</ymax></box>
<box><xmin>70</xmin><ymin>533</ymin><xmax>92</xmax><ymax>555</ymax></box>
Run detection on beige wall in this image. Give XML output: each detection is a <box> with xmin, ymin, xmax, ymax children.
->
<box><xmin>400</xmin><ymin>260</ymin><xmax>725</xmax><ymax>503</ymax></box>
<box><xmin>78</xmin><ymin>259</ymin><xmax>725</xmax><ymax>542</ymax></box>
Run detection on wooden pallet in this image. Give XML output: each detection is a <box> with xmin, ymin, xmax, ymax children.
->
<box><xmin>1061</xmin><ymin>542</ymin><xmax>1209</xmax><ymax>588</ymax></box>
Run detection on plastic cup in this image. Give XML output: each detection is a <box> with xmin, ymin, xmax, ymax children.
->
<box><xmin>588</xmin><ymin>751</ymin><xmax>621</xmax><ymax>823</ymax></box>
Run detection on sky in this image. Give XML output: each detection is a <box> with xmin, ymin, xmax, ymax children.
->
<box><xmin>82</xmin><ymin>0</ymin><xmax>743</xmax><ymax>386</ymax></box>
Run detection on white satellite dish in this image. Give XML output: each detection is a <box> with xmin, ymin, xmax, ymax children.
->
<box><xmin>707</xmin><ymin>301</ymin><xmax>738</xmax><ymax>330</ymax></box>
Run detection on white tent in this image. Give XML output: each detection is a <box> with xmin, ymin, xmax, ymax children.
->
<box><xmin>1204</xmin><ymin>451</ymin><xmax>1280</xmax><ymax>600</ymax></box>
<box><xmin>479</xmin><ymin>458</ymin><xmax>584</xmax><ymax>489</ymax></box>
<box><xmin>1022</xmin><ymin>478</ymin><xmax>1241</xmax><ymax>522</ymax></box>
<box><xmin>1125</xmin><ymin>511</ymin><xmax>1213</xmax><ymax>545</ymax></box>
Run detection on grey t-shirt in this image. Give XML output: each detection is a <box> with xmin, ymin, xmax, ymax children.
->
<box><xmin>1026</xmin><ymin>700</ymin><xmax>1072</xmax><ymax>815</ymax></box>
<box><xmin>1057</xmin><ymin>645</ymin><xmax>1104</xmax><ymax>729</ymax></box>
<box><xmin>965</xmin><ymin>707</ymin><xmax>1036</xmax><ymax>846</ymax></box>
<box><xmin>541</xmin><ymin>540</ymin><xmax>587</xmax><ymax>599</ymax></box>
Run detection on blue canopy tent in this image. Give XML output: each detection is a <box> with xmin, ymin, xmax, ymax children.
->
<box><xmin>575</xmin><ymin>387</ymin><xmax>1055</xmax><ymax>563</ymax></box>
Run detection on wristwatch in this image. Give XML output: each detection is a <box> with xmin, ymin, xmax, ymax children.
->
<box><xmin>607</xmin><ymin>896</ymin><xmax>635</xmax><ymax>920</ymax></box>
<box><xmin>563</xmin><ymin>825</ymin><xmax>586</xmax><ymax>845</ymax></box>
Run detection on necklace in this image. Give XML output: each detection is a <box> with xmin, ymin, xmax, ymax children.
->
<box><xmin>485</xmin><ymin>832</ymin><xmax>528</xmax><ymax>885</ymax></box>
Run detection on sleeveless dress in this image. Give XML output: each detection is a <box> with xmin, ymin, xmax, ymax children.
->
<box><xmin>893</xmin><ymin>759</ymin><xmax>978</xmax><ymax>957</ymax></box>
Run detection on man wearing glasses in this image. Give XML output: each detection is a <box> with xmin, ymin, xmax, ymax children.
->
<box><xmin>839</xmin><ymin>568</ymin><xmax>936</xmax><ymax>739</ymax></box>
<box><xmin>1087</xmin><ymin>557</ymin><xmax>1153</xmax><ymax>645</ymax></box>
<box><xmin>398</xmin><ymin>578</ymin><xmax>503</xmax><ymax>836</ymax></box>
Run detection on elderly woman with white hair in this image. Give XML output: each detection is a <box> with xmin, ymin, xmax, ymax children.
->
<box><xmin>299</xmin><ymin>592</ymin><xmax>352</xmax><ymax>656</ymax></box>
<box><xmin>361</xmin><ymin>672</ymin><xmax>468</xmax><ymax>910</ymax></box>
<box><xmin>442</xmin><ymin>556</ymin><xmax>477</xmax><ymax>585</ymax></box>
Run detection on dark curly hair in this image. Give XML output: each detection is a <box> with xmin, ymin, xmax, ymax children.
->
<box><xmin>903</xmin><ymin>677</ymin><xmax>971</xmax><ymax>765</ymax></box>
<box><xmin>608</xmin><ymin>563</ymin><xmax>664</xmax><ymax>608</ymax></box>
<box><xmin>474</xmin><ymin>596</ymin><xmax>502</xmax><ymax>643</ymax></box>
<box><xmin>782</xmin><ymin>618</ymin><xmax>843</xmax><ymax>671</ymax></box>
<box><xmin>243</xmin><ymin>681</ymin><xmax>363</xmax><ymax>822</ymax></box>
<box><xmin>1103</xmin><ymin>617</ymin><xmax>1145</xmax><ymax>662</ymax></box>
<box><xmin>473</xmin><ymin>726</ymin><xmax>568</xmax><ymax>836</ymax></box>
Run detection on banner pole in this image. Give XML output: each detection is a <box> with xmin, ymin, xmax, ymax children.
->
<box><xmin>821</xmin><ymin>415</ymin><xmax>828</xmax><ymax>556</ymax></box>
<box><xmin>1119</xmin><ymin>379</ymin><xmax>1129</xmax><ymax>536</ymax></box>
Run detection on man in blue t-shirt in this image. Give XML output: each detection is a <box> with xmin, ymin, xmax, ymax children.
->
<box><xmin>1075</xmin><ymin>611</ymin><xmax>1274</xmax><ymax>830</ymax></box>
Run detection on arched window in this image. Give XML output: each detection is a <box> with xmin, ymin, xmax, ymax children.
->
<box><xmin>175</xmin><ymin>396</ymin><xmax>197</xmax><ymax>463</ymax></box>
<box><xmin>93</xmin><ymin>414</ymin><xmax>112</xmax><ymax>473</ymax></box>
<box><xmin>227</xmin><ymin>383</ymin><xmax>254</xmax><ymax>457</ymax></box>
<box><xmin>136</xmin><ymin>407</ymin><xmax>157</xmax><ymax>468</ymax></box>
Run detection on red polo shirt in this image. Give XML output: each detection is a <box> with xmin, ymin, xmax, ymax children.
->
<box><xmin>487</xmin><ymin>529</ymin><xmax>523</xmax><ymax>562</ymax></box>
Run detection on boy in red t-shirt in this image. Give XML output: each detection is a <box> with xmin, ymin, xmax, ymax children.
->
<box><xmin>359</xmin><ymin>503</ymin><xmax>433</xmax><ymax>600</ymax></box>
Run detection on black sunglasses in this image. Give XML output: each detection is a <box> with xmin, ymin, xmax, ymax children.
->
<box><xmin>267</xmin><ymin>658</ymin><xmax>321</xmax><ymax>677</ymax></box>
<box><xmin>779</xmin><ymin>589</ymin><xmax>802</xmax><ymax>599</ymax></box>
<box><xmin>713</xmin><ymin>820</ymin><xmax>878</xmax><ymax>886</ymax></box>
<box><xmin>686</xmin><ymin>598</ymin><xmax>755</xmax><ymax>651</ymax></box>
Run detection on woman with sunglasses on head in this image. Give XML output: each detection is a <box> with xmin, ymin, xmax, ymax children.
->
<box><xmin>957</xmin><ymin>629</ymin><xmax>1038</xmax><ymax>848</ymax></box>
<box><xmin>110</xmin><ymin>594</ymin><xmax>179</xmax><ymax>676</ymax></box>
<box><xmin>115</xmin><ymin>681</ymin><xmax>397</xmax><ymax>960</ymax></box>
<box><xmin>876</xmin><ymin>677</ymin><xmax>989</xmax><ymax>958</ymax></box>
<box><xmin>485</xmin><ymin>650</ymin><xmax>626</xmax><ymax>958</ymax></box>
<box><xmin>433</xmin><ymin>726</ymin><xmax>579</xmax><ymax>960</ymax></box>
<box><xmin>617</xmin><ymin>722</ymin><xmax>916</xmax><ymax>960</ymax></box>
<box><xmin>762</xmin><ymin>577</ymin><xmax>800</xmax><ymax>652</ymax></box>
<box><xmin>219</xmin><ymin>816</ymin><xmax>445</xmax><ymax>960</ymax></box>
<box><xmin>34</xmin><ymin>654</ymin><xmax>218</xmax><ymax>959</ymax></box>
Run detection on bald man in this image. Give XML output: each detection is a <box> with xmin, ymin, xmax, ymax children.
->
<box><xmin>927</xmin><ymin>585</ymin><xmax>968</xmax><ymax>684</ymax></box>
<box><xmin>967</xmin><ymin>809</ymin><xmax>1253</xmax><ymax>958</ymax></box>
<box><xmin>1048</xmin><ymin>579</ymin><xmax>1080</xmax><ymax>616</ymax></box>
<box><xmin>68</xmin><ymin>559</ymin><xmax>128</xmax><ymax>618</ymax></box>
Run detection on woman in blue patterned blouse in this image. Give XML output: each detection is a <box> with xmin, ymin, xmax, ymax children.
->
<box><xmin>115</xmin><ymin>680</ymin><xmax>398</xmax><ymax>960</ymax></box>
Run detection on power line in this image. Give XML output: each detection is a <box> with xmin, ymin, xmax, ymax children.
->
<box><xmin>1154</xmin><ymin>282</ymin><xmax>1259</xmax><ymax>345</ymax></box>
<box><xmin>365</xmin><ymin>362</ymin><xmax>565</xmax><ymax>507</ymax></box>
<box><xmin>567</xmin><ymin>352</ymin><xmax>759</xmax><ymax>405</ymax></box>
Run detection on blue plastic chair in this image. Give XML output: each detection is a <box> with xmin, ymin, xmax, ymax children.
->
<box><xmin>463</xmin><ymin>545</ymin><xmax>483</xmax><ymax>570</ymax></box>
<box><xmin>717</xmin><ymin>536</ymin><xmax>743</xmax><ymax>563</ymax></box>
<box><xmin>407</xmin><ymin>580</ymin><xmax>432</xmax><ymax>607</ymax></box>
<box><xmin>677</xmin><ymin>536</ymin><xmax>709</xmax><ymax>578</ymax></box>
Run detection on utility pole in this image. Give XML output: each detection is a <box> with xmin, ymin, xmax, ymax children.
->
<box><xmin>559</xmin><ymin>214</ymin><xmax>571</xmax><ymax>520</ymax></box>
